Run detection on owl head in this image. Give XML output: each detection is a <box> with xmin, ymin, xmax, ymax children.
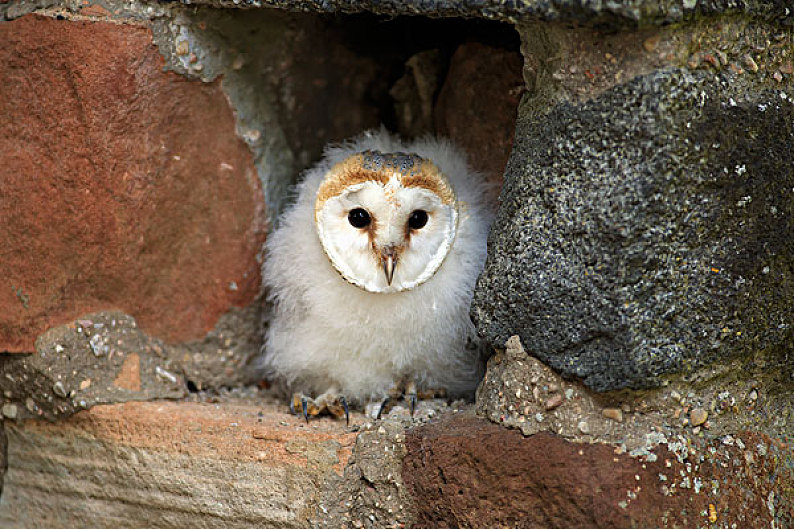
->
<box><xmin>314</xmin><ymin>150</ymin><xmax>459</xmax><ymax>293</ymax></box>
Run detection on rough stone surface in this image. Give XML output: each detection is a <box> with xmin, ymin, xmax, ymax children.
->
<box><xmin>473</xmin><ymin>21</ymin><xmax>794</xmax><ymax>391</ymax></box>
<box><xmin>314</xmin><ymin>420</ymin><xmax>416</xmax><ymax>529</ymax></box>
<box><xmin>435</xmin><ymin>42</ymin><xmax>523</xmax><ymax>183</ymax></box>
<box><xmin>0</xmin><ymin>312</ymin><xmax>186</xmax><ymax>422</ymax></box>
<box><xmin>0</xmin><ymin>423</ymin><xmax>6</xmax><ymax>497</ymax></box>
<box><xmin>0</xmin><ymin>14</ymin><xmax>266</xmax><ymax>353</ymax></box>
<box><xmin>141</xmin><ymin>0</ymin><xmax>793</xmax><ymax>25</ymax></box>
<box><xmin>0</xmin><ymin>400</ymin><xmax>359</xmax><ymax>528</ymax></box>
<box><xmin>0</xmin><ymin>305</ymin><xmax>274</xmax><ymax>421</ymax></box>
<box><xmin>403</xmin><ymin>412</ymin><xmax>794</xmax><ymax>528</ymax></box>
<box><xmin>151</xmin><ymin>9</ymin><xmax>392</xmax><ymax>219</ymax></box>
<box><xmin>477</xmin><ymin>336</ymin><xmax>794</xmax><ymax>452</ymax></box>
<box><xmin>390</xmin><ymin>49</ymin><xmax>444</xmax><ymax>139</ymax></box>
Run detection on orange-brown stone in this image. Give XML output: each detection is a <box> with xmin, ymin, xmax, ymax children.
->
<box><xmin>435</xmin><ymin>42</ymin><xmax>524</xmax><ymax>183</ymax></box>
<box><xmin>80</xmin><ymin>4</ymin><xmax>112</xmax><ymax>17</ymax></box>
<box><xmin>403</xmin><ymin>414</ymin><xmax>794</xmax><ymax>528</ymax></box>
<box><xmin>0</xmin><ymin>15</ymin><xmax>266</xmax><ymax>352</ymax></box>
<box><xmin>112</xmin><ymin>352</ymin><xmax>142</xmax><ymax>391</ymax></box>
<box><xmin>27</xmin><ymin>400</ymin><xmax>358</xmax><ymax>470</ymax></box>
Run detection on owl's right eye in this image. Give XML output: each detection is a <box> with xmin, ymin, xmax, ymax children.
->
<box><xmin>348</xmin><ymin>208</ymin><xmax>371</xmax><ymax>228</ymax></box>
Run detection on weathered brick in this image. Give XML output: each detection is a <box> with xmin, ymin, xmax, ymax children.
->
<box><xmin>0</xmin><ymin>400</ymin><xmax>357</xmax><ymax>528</ymax></box>
<box><xmin>0</xmin><ymin>15</ymin><xmax>266</xmax><ymax>352</ymax></box>
<box><xmin>403</xmin><ymin>413</ymin><xmax>794</xmax><ymax>529</ymax></box>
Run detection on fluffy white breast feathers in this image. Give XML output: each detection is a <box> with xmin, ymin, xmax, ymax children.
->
<box><xmin>315</xmin><ymin>151</ymin><xmax>459</xmax><ymax>293</ymax></box>
<box><xmin>261</xmin><ymin>129</ymin><xmax>491</xmax><ymax>422</ymax></box>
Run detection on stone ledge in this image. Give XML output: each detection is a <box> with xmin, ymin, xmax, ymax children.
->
<box><xmin>165</xmin><ymin>0</ymin><xmax>791</xmax><ymax>25</ymax></box>
<box><xmin>1</xmin><ymin>399</ymin><xmax>792</xmax><ymax>528</ymax></box>
<box><xmin>0</xmin><ymin>400</ymin><xmax>358</xmax><ymax>528</ymax></box>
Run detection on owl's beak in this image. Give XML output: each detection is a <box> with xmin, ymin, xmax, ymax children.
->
<box><xmin>381</xmin><ymin>247</ymin><xmax>397</xmax><ymax>286</ymax></box>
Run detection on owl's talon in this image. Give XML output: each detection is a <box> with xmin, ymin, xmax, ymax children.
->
<box><xmin>340</xmin><ymin>395</ymin><xmax>349</xmax><ymax>426</ymax></box>
<box><xmin>291</xmin><ymin>391</ymin><xmax>349</xmax><ymax>423</ymax></box>
<box><xmin>376</xmin><ymin>396</ymin><xmax>391</xmax><ymax>420</ymax></box>
<box><xmin>301</xmin><ymin>397</ymin><xmax>309</xmax><ymax>424</ymax></box>
<box><xmin>405</xmin><ymin>380</ymin><xmax>418</xmax><ymax>417</ymax></box>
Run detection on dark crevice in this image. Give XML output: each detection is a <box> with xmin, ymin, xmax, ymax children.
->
<box><xmin>0</xmin><ymin>421</ymin><xmax>7</xmax><ymax>500</ymax></box>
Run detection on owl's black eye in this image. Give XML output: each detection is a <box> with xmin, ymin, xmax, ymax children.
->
<box><xmin>348</xmin><ymin>208</ymin><xmax>371</xmax><ymax>229</ymax></box>
<box><xmin>408</xmin><ymin>210</ymin><xmax>428</xmax><ymax>230</ymax></box>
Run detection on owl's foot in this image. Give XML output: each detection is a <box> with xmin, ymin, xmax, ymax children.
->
<box><xmin>374</xmin><ymin>381</ymin><xmax>447</xmax><ymax>419</ymax></box>
<box><xmin>290</xmin><ymin>391</ymin><xmax>349</xmax><ymax>425</ymax></box>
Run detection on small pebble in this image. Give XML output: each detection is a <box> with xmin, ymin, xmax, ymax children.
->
<box><xmin>744</xmin><ymin>54</ymin><xmax>759</xmax><ymax>73</ymax></box>
<box><xmin>545</xmin><ymin>394</ymin><xmax>563</xmax><ymax>410</ymax></box>
<box><xmin>643</xmin><ymin>34</ymin><xmax>660</xmax><ymax>53</ymax></box>
<box><xmin>53</xmin><ymin>381</ymin><xmax>68</xmax><ymax>398</ymax></box>
<box><xmin>175</xmin><ymin>39</ymin><xmax>189</xmax><ymax>56</ymax></box>
<box><xmin>577</xmin><ymin>420</ymin><xmax>590</xmax><ymax>434</ymax></box>
<box><xmin>670</xmin><ymin>390</ymin><xmax>681</xmax><ymax>401</ymax></box>
<box><xmin>690</xmin><ymin>408</ymin><xmax>708</xmax><ymax>426</ymax></box>
<box><xmin>602</xmin><ymin>408</ymin><xmax>623</xmax><ymax>423</ymax></box>
<box><xmin>155</xmin><ymin>366</ymin><xmax>178</xmax><ymax>384</ymax></box>
<box><xmin>2</xmin><ymin>403</ymin><xmax>18</xmax><ymax>419</ymax></box>
<box><xmin>703</xmin><ymin>53</ymin><xmax>720</xmax><ymax>68</ymax></box>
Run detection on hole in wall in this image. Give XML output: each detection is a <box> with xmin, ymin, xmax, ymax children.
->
<box><xmin>280</xmin><ymin>13</ymin><xmax>524</xmax><ymax>187</ymax></box>
<box><xmin>152</xmin><ymin>8</ymin><xmax>524</xmax><ymax>388</ymax></box>
<box><xmin>177</xmin><ymin>9</ymin><xmax>524</xmax><ymax>217</ymax></box>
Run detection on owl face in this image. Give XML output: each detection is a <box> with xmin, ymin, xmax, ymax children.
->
<box><xmin>315</xmin><ymin>151</ymin><xmax>459</xmax><ymax>293</ymax></box>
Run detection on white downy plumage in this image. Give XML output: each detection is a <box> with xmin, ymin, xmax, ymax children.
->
<box><xmin>260</xmin><ymin>128</ymin><xmax>492</xmax><ymax>406</ymax></box>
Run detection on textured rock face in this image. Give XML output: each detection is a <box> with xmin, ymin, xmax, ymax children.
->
<box><xmin>0</xmin><ymin>15</ymin><xmax>266</xmax><ymax>352</ymax></box>
<box><xmin>0</xmin><ymin>400</ymin><xmax>358</xmax><ymax>528</ymax></box>
<box><xmin>0</xmin><ymin>312</ymin><xmax>189</xmax><ymax>422</ymax></box>
<box><xmin>403</xmin><ymin>413</ymin><xmax>794</xmax><ymax>528</ymax></box>
<box><xmin>473</xmin><ymin>68</ymin><xmax>794</xmax><ymax>391</ymax></box>
<box><xmin>155</xmin><ymin>0</ymin><xmax>792</xmax><ymax>24</ymax></box>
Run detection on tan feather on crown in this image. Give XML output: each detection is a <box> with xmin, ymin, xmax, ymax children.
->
<box><xmin>315</xmin><ymin>151</ymin><xmax>457</xmax><ymax>218</ymax></box>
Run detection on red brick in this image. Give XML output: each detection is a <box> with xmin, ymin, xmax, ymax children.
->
<box><xmin>0</xmin><ymin>15</ymin><xmax>266</xmax><ymax>352</ymax></box>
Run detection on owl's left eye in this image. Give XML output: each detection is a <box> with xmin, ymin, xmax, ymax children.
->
<box><xmin>408</xmin><ymin>210</ymin><xmax>428</xmax><ymax>230</ymax></box>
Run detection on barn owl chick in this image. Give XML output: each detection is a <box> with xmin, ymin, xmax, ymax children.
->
<box><xmin>261</xmin><ymin>129</ymin><xmax>492</xmax><ymax>421</ymax></box>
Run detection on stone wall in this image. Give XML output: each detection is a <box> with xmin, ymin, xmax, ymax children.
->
<box><xmin>1</xmin><ymin>0</ymin><xmax>792</xmax><ymax>527</ymax></box>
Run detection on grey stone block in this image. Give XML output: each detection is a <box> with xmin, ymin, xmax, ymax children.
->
<box><xmin>472</xmin><ymin>69</ymin><xmax>794</xmax><ymax>391</ymax></box>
